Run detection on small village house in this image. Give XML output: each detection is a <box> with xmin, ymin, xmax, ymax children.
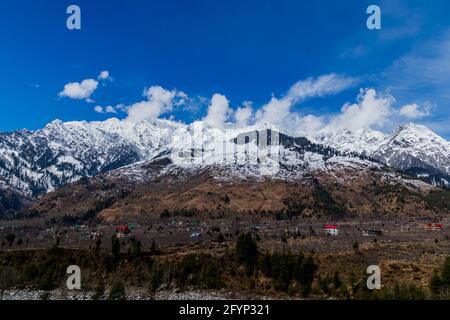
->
<box><xmin>425</xmin><ymin>223</ymin><xmax>443</xmax><ymax>231</ymax></box>
<box><xmin>115</xmin><ymin>225</ymin><xmax>131</xmax><ymax>237</ymax></box>
<box><xmin>190</xmin><ymin>232</ymin><xmax>202</xmax><ymax>239</ymax></box>
<box><xmin>323</xmin><ymin>225</ymin><xmax>339</xmax><ymax>236</ymax></box>
<box><xmin>361</xmin><ymin>229</ymin><xmax>382</xmax><ymax>236</ymax></box>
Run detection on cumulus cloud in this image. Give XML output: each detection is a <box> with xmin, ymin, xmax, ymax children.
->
<box><xmin>94</xmin><ymin>105</ymin><xmax>117</xmax><ymax>114</ymax></box>
<box><xmin>78</xmin><ymin>72</ymin><xmax>431</xmax><ymax>138</ymax></box>
<box><xmin>296</xmin><ymin>115</ymin><xmax>326</xmax><ymax>136</ymax></box>
<box><xmin>59</xmin><ymin>71</ymin><xmax>112</xmax><ymax>101</ymax></box>
<box><xmin>203</xmin><ymin>94</ymin><xmax>231</xmax><ymax>129</ymax></box>
<box><xmin>59</xmin><ymin>79</ymin><xmax>99</xmax><ymax>100</ymax></box>
<box><xmin>126</xmin><ymin>86</ymin><xmax>185</xmax><ymax>122</ymax></box>
<box><xmin>255</xmin><ymin>97</ymin><xmax>291</xmax><ymax>128</ymax></box>
<box><xmin>234</xmin><ymin>102</ymin><xmax>253</xmax><ymax>127</ymax></box>
<box><xmin>105</xmin><ymin>106</ymin><xmax>117</xmax><ymax>113</ymax></box>
<box><xmin>94</xmin><ymin>106</ymin><xmax>103</xmax><ymax>113</ymax></box>
<box><xmin>251</xmin><ymin>74</ymin><xmax>357</xmax><ymax>135</ymax></box>
<box><xmin>98</xmin><ymin>71</ymin><xmax>112</xmax><ymax>81</ymax></box>
<box><xmin>326</xmin><ymin>88</ymin><xmax>394</xmax><ymax>132</ymax></box>
<box><xmin>399</xmin><ymin>102</ymin><xmax>432</xmax><ymax>119</ymax></box>
<box><xmin>255</xmin><ymin>74</ymin><xmax>357</xmax><ymax>126</ymax></box>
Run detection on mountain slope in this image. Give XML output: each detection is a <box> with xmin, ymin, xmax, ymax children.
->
<box><xmin>27</xmin><ymin>153</ymin><xmax>443</xmax><ymax>223</ymax></box>
<box><xmin>1</xmin><ymin>118</ymin><xmax>450</xmax><ymax>203</ymax></box>
<box><xmin>372</xmin><ymin>124</ymin><xmax>450</xmax><ymax>185</ymax></box>
<box><xmin>317</xmin><ymin>124</ymin><xmax>450</xmax><ymax>187</ymax></box>
<box><xmin>0</xmin><ymin>118</ymin><xmax>182</xmax><ymax>195</ymax></box>
<box><xmin>316</xmin><ymin>127</ymin><xmax>386</xmax><ymax>155</ymax></box>
<box><xmin>0</xmin><ymin>118</ymin><xmax>446</xmax><ymax>221</ymax></box>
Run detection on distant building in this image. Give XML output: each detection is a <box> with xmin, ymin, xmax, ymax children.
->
<box><xmin>425</xmin><ymin>223</ymin><xmax>443</xmax><ymax>231</ymax></box>
<box><xmin>190</xmin><ymin>232</ymin><xmax>202</xmax><ymax>239</ymax></box>
<box><xmin>361</xmin><ymin>229</ymin><xmax>382</xmax><ymax>236</ymax></box>
<box><xmin>323</xmin><ymin>225</ymin><xmax>339</xmax><ymax>236</ymax></box>
<box><xmin>91</xmin><ymin>230</ymin><xmax>104</xmax><ymax>240</ymax></box>
<box><xmin>116</xmin><ymin>225</ymin><xmax>131</xmax><ymax>237</ymax></box>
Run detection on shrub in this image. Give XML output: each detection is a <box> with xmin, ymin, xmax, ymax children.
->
<box><xmin>216</xmin><ymin>233</ymin><xmax>225</xmax><ymax>243</ymax></box>
<box><xmin>6</xmin><ymin>234</ymin><xmax>15</xmax><ymax>246</ymax></box>
<box><xmin>111</xmin><ymin>236</ymin><xmax>121</xmax><ymax>257</ymax></box>
<box><xmin>92</xmin><ymin>279</ymin><xmax>105</xmax><ymax>300</ymax></box>
<box><xmin>108</xmin><ymin>280</ymin><xmax>126</xmax><ymax>300</ymax></box>
<box><xmin>236</xmin><ymin>233</ymin><xmax>259</xmax><ymax>276</ymax></box>
<box><xmin>428</xmin><ymin>256</ymin><xmax>450</xmax><ymax>298</ymax></box>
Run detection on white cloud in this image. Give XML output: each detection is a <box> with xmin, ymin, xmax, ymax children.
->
<box><xmin>399</xmin><ymin>102</ymin><xmax>432</xmax><ymax>119</ymax></box>
<box><xmin>98</xmin><ymin>71</ymin><xmax>112</xmax><ymax>81</ymax></box>
<box><xmin>59</xmin><ymin>71</ymin><xmax>112</xmax><ymax>101</ymax></box>
<box><xmin>326</xmin><ymin>88</ymin><xmax>394</xmax><ymax>132</ymax></box>
<box><xmin>296</xmin><ymin>115</ymin><xmax>326</xmax><ymax>136</ymax></box>
<box><xmin>94</xmin><ymin>105</ymin><xmax>117</xmax><ymax>114</ymax></box>
<box><xmin>203</xmin><ymin>94</ymin><xmax>230</xmax><ymax>129</ymax></box>
<box><xmin>126</xmin><ymin>86</ymin><xmax>183</xmax><ymax>122</ymax></box>
<box><xmin>252</xmin><ymin>74</ymin><xmax>357</xmax><ymax>134</ymax></box>
<box><xmin>115</xmin><ymin>104</ymin><xmax>127</xmax><ymax>112</ymax></box>
<box><xmin>256</xmin><ymin>74</ymin><xmax>357</xmax><ymax>126</ymax></box>
<box><xmin>255</xmin><ymin>96</ymin><xmax>291</xmax><ymax>128</ymax></box>
<box><xmin>105</xmin><ymin>106</ymin><xmax>117</xmax><ymax>114</ymax></box>
<box><xmin>174</xmin><ymin>91</ymin><xmax>188</xmax><ymax>107</ymax></box>
<box><xmin>234</xmin><ymin>102</ymin><xmax>253</xmax><ymax>127</ymax></box>
<box><xmin>59</xmin><ymin>79</ymin><xmax>99</xmax><ymax>100</ymax></box>
<box><xmin>286</xmin><ymin>73</ymin><xmax>358</xmax><ymax>103</ymax></box>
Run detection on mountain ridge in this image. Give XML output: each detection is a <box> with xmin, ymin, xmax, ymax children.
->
<box><xmin>0</xmin><ymin>118</ymin><xmax>449</xmax><ymax>203</ymax></box>
<box><xmin>316</xmin><ymin>123</ymin><xmax>450</xmax><ymax>187</ymax></box>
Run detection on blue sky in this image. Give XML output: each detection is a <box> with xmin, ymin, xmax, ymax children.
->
<box><xmin>1</xmin><ymin>0</ymin><xmax>450</xmax><ymax>138</ymax></box>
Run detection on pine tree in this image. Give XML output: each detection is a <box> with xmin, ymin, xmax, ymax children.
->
<box><xmin>111</xmin><ymin>235</ymin><xmax>120</xmax><ymax>257</ymax></box>
<box><xmin>429</xmin><ymin>271</ymin><xmax>443</xmax><ymax>296</ymax></box>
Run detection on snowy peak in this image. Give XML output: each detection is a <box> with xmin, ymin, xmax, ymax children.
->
<box><xmin>0</xmin><ymin>118</ymin><xmax>184</xmax><ymax>196</ymax></box>
<box><xmin>316</xmin><ymin>123</ymin><xmax>450</xmax><ymax>186</ymax></box>
<box><xmin>1</xmin><ymin>118</ymin><xmax>450</xmax><ymax>197</ymax></box>
<box><xmin>316</xmin><ymin>127</ymin><xmax>386</xmax><ymax>155</ymax></box>
<box><xmin>387</xmin><ymin>123</ymin><xmax>449</xmax><ymax>149</ymax></box>
<box><xmin>374</xmin><ymin>123</ymin><xmax>450</xmax><ymax>177</ymax></box>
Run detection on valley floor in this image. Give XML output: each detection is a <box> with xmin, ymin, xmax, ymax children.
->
<box><xmin>1</xmin><ymin>215</ymin><xmax>449</xmax><ymax>300</ymax></box>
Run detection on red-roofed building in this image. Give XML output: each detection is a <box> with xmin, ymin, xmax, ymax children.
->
<box><xmin>116</xmin><ymin>225</ymin><xmax>131</xmax><ymax>237</ymax></box>
<box><xmin>425</xmin><ymin>223</ymin><xmax>443</xmax><ymax>231</ymax></box>
<box><xmin>323</xmin><ymin>225</ymin><xmax>339</xmax><ymax>236</ymax></box>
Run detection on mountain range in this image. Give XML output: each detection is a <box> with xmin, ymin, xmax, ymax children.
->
<box><xmin>317</xmin><ymin>123</ymin><xmax>450</xmax><ymax>187</ymax></box>
<box><xmin>1</xmin><ymin>118</ymin><xmax>449</xmax><ymax>220</ymax></box>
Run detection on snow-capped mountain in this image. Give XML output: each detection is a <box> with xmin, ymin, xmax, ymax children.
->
<box><xmin>373</xmin><ymin>123</ymin><xmax>450</xmax><ymax>185</ymax></box>
<box><xmin>316</xmin><ymin>127</ymin><xmax>387</xmax><ymax>155</ymax></box>
<box><xmin>317</xmin><ymin>123</ymin><xmax>450</xmax><ymax>186</ymax></box>
<box><xmin>1</xmin><ymin>118</ymin><xmax>449</xmax><ymax>198</ymax></box>
<box><xmin>0</xmin><ymin>118</ymin><xmax>183</xmax><ymax>195</ymax></box>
